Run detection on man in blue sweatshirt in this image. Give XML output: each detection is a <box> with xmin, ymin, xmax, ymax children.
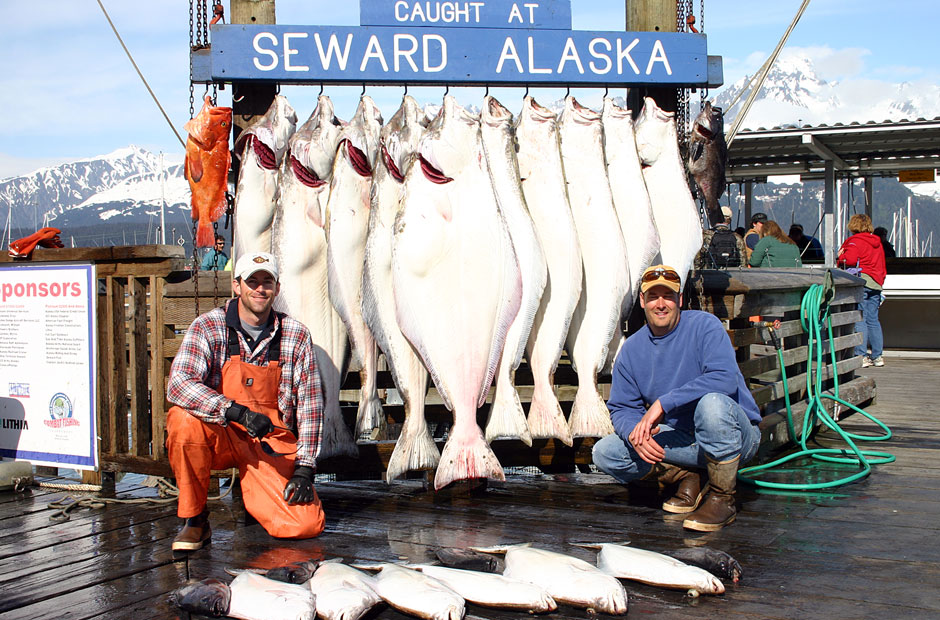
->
<box><xmin>593</xmin><ymin>265</ymin><xmax>762</xmax><ymax>531</ymax></box>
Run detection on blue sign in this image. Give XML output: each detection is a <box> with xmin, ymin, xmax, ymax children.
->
<box><xmin>209</xmin><ymin>25</ymin><xmax>709</xmax><ymax>86</ymax></box>
<box><xmin>361</xmin><ymin>0</ymin><xmax>572</xmax><ymax>30</ymax></box>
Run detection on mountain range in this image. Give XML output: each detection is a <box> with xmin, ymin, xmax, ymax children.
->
<box><xmin>0</xmin><ymin>55</ymin><xmax>936</xmax><ymax>258</ymax></box>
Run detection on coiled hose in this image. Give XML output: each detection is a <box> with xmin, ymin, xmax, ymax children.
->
<box><xmin>737</xmin><ymin>274</ymin><xmax>895</xmax><ymax>490</ymax></box>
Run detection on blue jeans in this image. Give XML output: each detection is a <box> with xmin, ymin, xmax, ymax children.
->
<box><xmin>854</xmin><ymin>287</ymin><xmax>884</xmax><ymax>359</ymax></box>
<box><xmin>592</xmin><ymin>393</ymin><xmax>761</xmax><ymax>483</ymax></box>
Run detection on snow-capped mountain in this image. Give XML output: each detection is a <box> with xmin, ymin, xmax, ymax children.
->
<box><xmin>0</xmin><ymin>146</ymin><xmax>192</xmax><ymax>247</ymax></box>
<box><xmin>713</xmin><ymin>53</ymin><xmax>940</xmax><ymax>130</ymax></box>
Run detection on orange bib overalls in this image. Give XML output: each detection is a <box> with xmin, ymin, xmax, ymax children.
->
<box><xmin>167</xmin><ymin>326</ymin><xmax>325</xmax><ymax>539</ymax></box>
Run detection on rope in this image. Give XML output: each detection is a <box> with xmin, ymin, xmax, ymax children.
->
<box><xmin>95</xmin><ymin>0</ymin><xmax>185</xmax><ymax>149</ymax></box>
<box><xmin>42</xmin><ymin>470</ymin><xmax>237</xmax><ymax>522</ymax></box>
<box><xmin>737</xmin><ymin>275</ymin><xmax>895</xmax><ymax>491</ymax></box>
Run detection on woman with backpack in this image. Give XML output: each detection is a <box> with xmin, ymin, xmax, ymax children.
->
<box><xmin>747</xmin><ymin>220</ymin><xmax>802</xmax><ymax>268</ymax></box>
<box><xmin>838</xmin><ymin>214</ymin><xmax>887</xmax><ymax>367</ymax></box>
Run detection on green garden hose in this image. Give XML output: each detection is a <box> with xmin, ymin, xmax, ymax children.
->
<box><xmin>737</xmin><ymin>271</ymin><xmax>896</xmax><ymax>490</ymax></box>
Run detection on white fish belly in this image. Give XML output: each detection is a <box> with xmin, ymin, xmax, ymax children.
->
<box><xmin>502</xmin><ymin>547</ymin><xmax>628</xmax><ymax>615</ymax></box>
<box><xmin>309</xmin><ymin>563</ymin><xmax>382</xmax><ymax>620</ymax></box>
<box><xmin>233</xmin><ymin>146</ymin><xmax>279</xmax><ymax>259</ymax></box>
<box><xmin>372</xmin><ymin>565</ymin><xmax>465</xmax><ymax>620</ymax></box>
<box><xmin>417</xmin><ymin>565</ymin><xmax>556</xmax><ymax>612</ymax></box>
<box><xmin>227</xmin><ymin>572</ymin><xmax>316</xmax><ymax>620</ymax></box>
<box><xmin>595</xmin><ymin>543</ymin><xmax>725</xmax><ymax>594</ymax></box>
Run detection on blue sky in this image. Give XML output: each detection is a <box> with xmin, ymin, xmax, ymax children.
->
<box><xmin>1</xmin><ymin>0</ymin><xmax>937</xmax><ymax>179</ymax></box>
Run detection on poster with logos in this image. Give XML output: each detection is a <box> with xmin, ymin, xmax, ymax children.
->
<box><xmin>0</xmin><ymin>264</ymin><xmax>97</xmax><ymax>469</ymax></box>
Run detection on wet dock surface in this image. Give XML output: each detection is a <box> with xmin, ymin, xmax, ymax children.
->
<box><xmin>1</xmin><ymin>357</ymin><xmax>938</xmax><ymax>619</ymax></box>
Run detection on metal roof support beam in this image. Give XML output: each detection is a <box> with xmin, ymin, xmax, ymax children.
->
<box><xmin>865</xmin><ymin>176</ymin><xmax>874</xmax><ymax>219</ymax></box>
<box><xmin>823</xmin><ymin>160</ymin><xmax>836</xmax><ymax>266</ymax></box>
<box><xmin>744</xmin><ymin>181</ymin><xmax>753</xmax><ymax>227</ymax></box>
<box><xmin>803</xmin><ymin>133</ymin><xmax>848</xmax><ymax>170</ymax></box>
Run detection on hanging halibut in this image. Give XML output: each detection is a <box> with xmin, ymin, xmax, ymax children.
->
<box><xmin>634</xmin><ymin>97</ymin><xmax>703</xmax><ymax>288</ymax></box>
<box><xmin>480</xmin><ymin>96</ymin><xmax>547</xmax><ymax>446</ymax></box>
<box><xmin>271</xmin><ymin>95</ymin><xmax>356</xmax><ymax>460</ymax></box>
<box><xmin>560</xmin><ymin>97</ymin><xmax>628</xmax><ymax>439</ymax></box>
<box><xmin>393</xmin><ymin>96</ymin><xmax>522</xmax><ymax>490</ymax></box>
<box><xmin>602</xmin><ymin>97</ymin><xmax>661</xmax><ymax>306</ymax></box>
<box><xmin>361</xmin><ymin>95</ymin><xmax>437</xmax><ymax>481</ymax></box>
<box><xmin>326</xmin><ymin>96</ymin><xmax>384</xmax><ymax>441</ymax></box>
<box><xmin>515</xmin><ymin>97</ymin><xmax>581</xmax><ymax>447</ymax></box>
<box><xmin>233</xmin><ymin>95</ymin><xmax>297</xmax><ymax>261</ymax></box>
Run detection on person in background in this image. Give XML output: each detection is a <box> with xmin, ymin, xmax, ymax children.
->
<box><xmin>593</xmin><ymin>265</ymin><xmax>762</xmax><ymax>532</ymax></box>
<box><xmin>734</xmin><ymin>226</ymin><xmax>747</xmax><ymax>239</ymax></box>
<box><xmin>165</xmin><ymin>252</ymin><xmax>326</xmax><ymax>551</ymax></box>
<box><xmin>839</xmin><ymin>214</ymin><xmax>887</xmax><ymax>368</ymax></box>
<box><xmin>200</xmin><ymin>234</ymin><xmax>228</xmax><ymax>271</ymax></box>
<box><xmin>873</xmin><ymin>227</ymin><xmax>896</xmax><ymax>259</ymax></box>
<box><xmin>694</xmin><ymin>205</ymin><xmax>746</xmax><ymax>270</ymax></box>
<box><xmin>748</xmin><ymin>220</ymin><xmax>803</xmax><ymax>268</ymax></box>
<box><xmin>743</xmin><ymin>212</ymin><xmax>767</xmax><ymax>262</ymax></box>
<box><xmin>788</xmin><ymin>224</ymin><xmax>824</xmax><ymax>264</ymax></box>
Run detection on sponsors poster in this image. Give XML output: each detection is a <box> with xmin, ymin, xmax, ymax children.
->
<box><xmin>0</xmin><ymin>264</ymin><xmax>97</xmax><ymax>469</ymax></box>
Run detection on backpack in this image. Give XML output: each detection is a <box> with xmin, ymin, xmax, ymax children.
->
<box><xmin>706</xmin><ymin>229</ymin><xmax>741</xmax><ymax>268</ymax></box>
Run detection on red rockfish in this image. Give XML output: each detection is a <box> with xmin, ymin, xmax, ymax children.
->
<box><xmin>184</xmin><ymin>95</ymin><xmax>232</xmax><ymax>247</ymax></box>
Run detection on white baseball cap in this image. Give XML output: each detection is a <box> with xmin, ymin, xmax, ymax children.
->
<box><xmin>720</xmin><ymin>206</ymin><xmax>733</xmax><ymax>219</ymax></box>
<box><xmin>234</xmin><ymin>252</ymin><xmax>279</xmax><ymax>281</ymax></box>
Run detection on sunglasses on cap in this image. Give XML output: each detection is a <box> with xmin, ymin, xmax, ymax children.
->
<box><xmin>641</xmin><ymin>268</ymin><xmax>681</xmax><ymax>283</ymax></box>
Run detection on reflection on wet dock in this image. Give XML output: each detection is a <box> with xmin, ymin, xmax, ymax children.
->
<box><xmin>1</xmin><ymin>358</ymin><xmax>938</xmax><ymax>619</ymax></box>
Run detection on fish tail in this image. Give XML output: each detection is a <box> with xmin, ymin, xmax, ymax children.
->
<box><xmin>317</xmin><ymin>398</ymin><xmax>359</xmax><ymax>460</ymax></box>
<box><xmin>434</xmin><ymin>430</ymin><xmax>505</xmax><ymax>491</ymax></box>
<box><xmin>568</xmin><ymin>383</ymin><xmax>615</xmax><ymax>439</ymax></box>
<box><xmin>354</xmin><ymin>387</ymin><xmax>385</xmax><ymax>440</ymax></box>
<box><xmin>385</xmin><ymin>405</ymin><xmax>440</xmax><ymax>482</ymax></box>
<box><xmin>484</xmin><ymin>370</ymin><xmax>533</xmax><ymax>446</ymax></box>
<box><xmin>526</xmin><ymin>384</ymin><xmax>573</xmax><ymax>446</ymax></box>
<box><xmin>195</xmin><ymin>221</ymin><xmax>216</xmax><ymax>248</ymax></box>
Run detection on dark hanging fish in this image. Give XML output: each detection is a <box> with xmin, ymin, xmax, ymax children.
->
<box><xmin>170</xmin><ymin>578</ymin><xmax>231</xmax><ymax>617</ymax></box>
<box><xmin>687</xmin><ymin>101</ymin><xmax>728</xmax><ymax>228</ymax></box>
<box><xmin>666</xmin><ymin>546</ymin><xmax>743</xmax><ymax>583</ymax></box>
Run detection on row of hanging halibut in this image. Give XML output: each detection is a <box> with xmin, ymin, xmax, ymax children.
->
<box><xmin>228</xmin><ymin>92</ymin><xmax>703</xmax><ymax>489</ymax></box>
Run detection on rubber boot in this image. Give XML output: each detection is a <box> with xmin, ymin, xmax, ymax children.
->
<box><xmin>658</xmin><ymin>464</ymin><xmax>707</xmax><ymax>514</ymax></box>
<box><xmin>172</xmin><ymin>509</ymin><xmax>212</xmax><ymax>551</ymax></box>
<box><xmin>683</xmin><ymin>455</ymin><xmax>739</xmax><ymax>532</ymax></box>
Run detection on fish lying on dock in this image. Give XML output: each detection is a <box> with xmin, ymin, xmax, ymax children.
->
<box><xmin>412</xmin><ymin>564</ymin><xmax>557</xmax><ymax>613</ymax></box>
<box><xmin>171</xmin><ymin>578</ymin><xmax>231</xmax><ymax>617</ymax></box>
<box><xmin>580</xmin><ymin>542</ymin><xmax>725</xmax><ymax>595</ymax></box>
<box><xmin>308</xmin><ymin>560</ymin><xmax>383</xmax><ymax>620</ymax></box>
<box><xmin>227</xmin><ymin>571</ymin><xmax>316</xmax><ymax>620</ymax></box>
<box><xmin>471</xmin><ymin>544</ymin><xmax>628</xmax><ymax>615</ymax></box>
<box><xmin>666</xmin><ymin>546</ymin><xmax>743</xmax><ymax>583</ymax></box>
<box><xmin>435</xmin><ymin>547</ymin><xmax>499</xmax><ymax>573</ymax></box>
<box><xmin>353</xmin><ymin>563</ymin><xmax>465</xmax><ymax>620</ymax></box>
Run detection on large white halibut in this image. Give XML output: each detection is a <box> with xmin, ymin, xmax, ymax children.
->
<box><xmin>233</xmin><ymin>95</ymin><xmax>297</xmax><ymax>260</ymax></box>
<box><xmin>361</xmin><ymin>95</ymin><xmax>437</xmax><ymax>481</ymax></box>
<box><xmin>560</xmin><ymin>97</ymin><xmax>628</xmax><ymax>439</ymax></box>
<box><xmin>516</xmin><ymin>97</ymin><xmax>581</xmax><ymax>447</ymax></box>
<box><xmin>393</xmin><ymin>96</ymin><xmax>522</xmax><ymax>490</ymax></box>
<box><xmin>634</xmin><ymin>97</ymin><xmax>703</xmax><ymax>287</ymax></box>
<box><xmin>481</xmin><ymin>96</ymin><xmax>547</xmax><ymax>447</ymax></box>
<box><xmin>588</xmin><ymin>542</ymin><xmax>725</xmax><ymax>595</ymax></box>
<box><xmin>271</xmin><ymin>95</ymin><xmax>355</xmax><ymax>460</ymax></box>
<box><xmin>326</xmin><ymin>96</ymin><xmax>384</xmax><ymax>441</ymax></box>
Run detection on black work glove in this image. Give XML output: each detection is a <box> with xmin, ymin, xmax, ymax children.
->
<box><xmin>224</xmin><ymin>403</ymin><xmax>274</xmax><ymax>439</ymax></box>
<box><xmin>283</xmin><ymin>465</ymin><xmax>316</xmax><ymax>505</ymax></box>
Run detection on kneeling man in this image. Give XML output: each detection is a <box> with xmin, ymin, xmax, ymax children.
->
<box><xmin>166</xmin><ymin>252</ymin><xmax>325</xmax><ymax>550</ymax></box>
<box><xmin>593</xmin><ymin>265</ymin><xmax>761</xmax><ymax>531</ymax></box>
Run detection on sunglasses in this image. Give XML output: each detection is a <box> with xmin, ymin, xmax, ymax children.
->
<box><xmin>642</xmin><ymin>268</ymin><xmax>681</xmax><ymax>283</ymax></box>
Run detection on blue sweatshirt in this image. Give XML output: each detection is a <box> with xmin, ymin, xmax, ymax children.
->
<box><xmin>607</xmin><ymin>310</ymin><xmax>761</xmax><ymax>441</ymax></box>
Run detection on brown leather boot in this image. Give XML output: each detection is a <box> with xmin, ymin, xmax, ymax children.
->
<box><xmin>172</xmin><ymin>510</ymin><xmax>211</xmax><ymax>551</ymax></box>
<box><xmin>683</xmin><ymin>456</ymin><xmax>739</xmax><ymax>532</ymax></box>
<box><xmin>659</xmin><ymin>465</ymin><xmax>707</xmax><ymax>514</ymax></box>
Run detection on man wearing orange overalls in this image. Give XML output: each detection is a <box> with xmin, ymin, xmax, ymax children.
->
<box><xmin>166</xmin><ymin>252</ymin><xmax>325</xmax><ymax>551</ymax></box>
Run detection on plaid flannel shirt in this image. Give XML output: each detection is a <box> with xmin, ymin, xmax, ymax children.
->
<box><xmin>167</xmin><ymin>299</ymin><xmax>323</xmax><ymax>469</ymax></box>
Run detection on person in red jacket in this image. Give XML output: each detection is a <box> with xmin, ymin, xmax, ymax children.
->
<box><xmin>838</xmin><ymin>214</ymin><xmax>887</xmax><ymax>367</ymax></box>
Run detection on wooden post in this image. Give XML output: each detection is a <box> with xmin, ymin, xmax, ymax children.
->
<box><xmin>864</xmin><ymin>176</ymin><xmax>874</xmax><ymax>220</ymax></box>
<box><xmin>625</xmin><ymin>0</ymin><xmax>678</xmax><ymax>113</ymax></box>
<box><xmin>823</xmin><ymin>161</ymin><xmax>835</xmax><ymax>266</ymax></box>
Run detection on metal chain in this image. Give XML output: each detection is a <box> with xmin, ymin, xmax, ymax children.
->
<box><xmin>200</xmin><ymin>0</ymin><xmax>208</xmax><ymax>48</ymax></box>
<box><xmin>189</xmin><ymin>0</ymin><xmax>195</xmax><ymax>119</ymax></box>
<box><xmin>212</xmin><ymin>222</ymin><xmax>220</xmax><ymax>308</ymax></box>
<box><xmin>192</xmin><ymin>223</ymin><xmax>200</xmax><ymax>319</ymax></box>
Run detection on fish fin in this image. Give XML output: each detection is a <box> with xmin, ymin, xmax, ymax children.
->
<box><xmin>571</xmin><ymin>541</ymin><xmax>631</xmax><ymax>550</ymax></box>
<box><xmin>187</xmin><ymin>151</ymin><xmax>204</xmax><ymax>183</ymax></box>
<box><xmin>349</xmin><ymin>563</ymin><xmax>385</xmax><ymax>572</ymax></box>
<box><xmin>485</xmin><ymin>369</ymin><xmax>533</xmax><ymax>446</ymax></box>
<box><xmin>526</xmin><ymin>383</ymin><xmax>574</xmax><ymax>446</ymax></box>
<box><xmin>195</xmin><ymin>221</ymin><xmax>216</xmax><ymax>248</ymax></box>
<box><xmin>568</xmin><ymin>384</ymin><xmax>615</xmax><ymax>439</ymax></box>
<box><xmin>224</xmin><ymin>567</ymin><xmax>266</xmax><ymax>577</ymax></box>
<box><xmin>433</xmin><ymin>429</ymin><xmax>505</xmax><ymax>491</ymax></box>
<box><xmin>467</xmin><ymin>543</ymin><xmax>531</xmax><ymax>554</ymax></box>
<box><xmin>385</xmin><ymin>408</ymin><xmax>440</xmax><ymax>482</ymax></box>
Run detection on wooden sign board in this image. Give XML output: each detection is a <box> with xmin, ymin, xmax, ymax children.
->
<box><xmin>898</xmin><ymin>169</ymin><xmax>936</xmax><ymax>183</ymax></box>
